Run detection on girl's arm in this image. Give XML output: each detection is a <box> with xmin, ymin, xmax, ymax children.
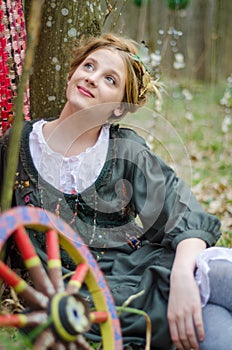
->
<box><xmin>168</xmin><ymin>238</ymin><xmax>206</xmax><ymax>350</ymax></box>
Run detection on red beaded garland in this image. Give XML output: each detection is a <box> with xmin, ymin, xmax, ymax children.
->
<box><xmin>0</xmin><ymin>0</ymin><xmax>30</xmax><ymax>135</ymax></box>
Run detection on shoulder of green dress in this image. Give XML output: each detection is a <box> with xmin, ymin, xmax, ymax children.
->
<box><xmin>25</xmin><ymin>116</ymin><xmax>57</xmax><ymax>126</ymax></box>
<box><xmin>22</xmin><ymin>117</ymin><xmax>55</xmax><ymax>134</ymax></box>
<box><xmin>21</xmin><ymin>119</ymin><xmax>36</xmax><ymax>135</ymax></box>
<box><xmin>110</xmin><ymin>123</ymin><xmax>148</xmax><ymax>148</ymax></box>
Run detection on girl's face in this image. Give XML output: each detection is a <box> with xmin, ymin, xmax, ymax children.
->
<box><xmin>66</xmin><ymin>48</ymin><xmax>126</xmax><ymax>119</ymax></box>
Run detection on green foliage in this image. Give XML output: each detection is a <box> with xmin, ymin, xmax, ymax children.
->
<box><xmin>133</xmin><ymin>0</ymin><xmax>151</xmax><ymax>7</ymax></box>
<box><xmin>0</xmin><ymin>328</ymin><xmax>32</xmax><ymax>349</ymax></box>
<box><xmin>166</xmin><ymin>0</ymin><xmax>190</xmax><ymax>10</ymax></box>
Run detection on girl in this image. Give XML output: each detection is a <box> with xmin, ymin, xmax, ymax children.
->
<box><xmin>0</xmin><ymin>33</ymin><xmax>231</xmax><ymax>350</ymax></box>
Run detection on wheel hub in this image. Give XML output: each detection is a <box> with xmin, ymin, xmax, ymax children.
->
<box><xmin>49</xmin><ymin>292</ymin><xmax>91</xmax><ymax>342</ymax></box>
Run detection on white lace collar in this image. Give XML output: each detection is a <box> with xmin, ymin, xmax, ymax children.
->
<box><xmin>29</xmin><ymin>119</ymin><xmax>110</xmax><ymax>193</ymax></box>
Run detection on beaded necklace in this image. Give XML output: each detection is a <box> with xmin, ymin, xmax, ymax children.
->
<box><xmin>40</xmin><ymin>185</ymin><xmax>107</xmax><ymax>261</ymax></box>
<box><xmin>26</xmin><ymin>123</ymin><xmax>143</xmax><ymax>263</ymax></box>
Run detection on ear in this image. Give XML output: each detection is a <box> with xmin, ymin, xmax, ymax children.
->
<box><xmin>113</xmin><ymin>104</ymin><xmax>125</xmax><ymax>117</ymax></box>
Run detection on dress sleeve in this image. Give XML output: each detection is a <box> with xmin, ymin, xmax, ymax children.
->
<box><xmin>132</xmin><ymin>149</ymin><xmax>221</xmax><ymax>250</ymax></box>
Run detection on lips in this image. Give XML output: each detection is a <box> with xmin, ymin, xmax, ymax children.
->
<box><xmin>77</xmin><ymin>86</ymin><xmax>94</xmax><ymax>98</ymax></box>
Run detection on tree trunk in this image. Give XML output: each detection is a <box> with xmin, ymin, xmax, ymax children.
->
<box><xmin>187</xmin><ymin>0</ymin><xmax>208</xmax><ymax>80</ymax></box>
<box><xmin>220</xmin><ymin>0</ymin><xmax>232</xmax><ymax>80</ymax></box>
<box><xmin>24</xmin><ymin>0</ymin><xmax>104</xmax><ymax>119</ymax></box>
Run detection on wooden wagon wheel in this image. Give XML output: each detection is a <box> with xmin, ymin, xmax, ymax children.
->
<box><xmin>0</xmin><ymin>206</ymin><xmax>123</xmax><ymax>350</ymax></box>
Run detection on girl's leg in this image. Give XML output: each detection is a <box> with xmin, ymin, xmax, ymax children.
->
<box><xmin>200</xmin><ymin>303</ymin><xmax>232</xmax><ymax>350</ymax></box>
<box><xmin>199</xmin><ymin>259</ymin><xmax>232</xmax><ymax>349</ymax></box>
<box><xmin>208</xmin><ymin>260</ymin><xmax>232</xmax><ymax>310</ymax></box>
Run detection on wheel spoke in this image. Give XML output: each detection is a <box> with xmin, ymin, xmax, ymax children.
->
<box><xmin>0</xmin><ymin>314</ymin><xmax>28</xmax><ymax>328</ymax></box>
<box><xmin>75</xmin><ymin>335</ymin><xmax>95</xmax><ymax>350</ymax></box>
<box><xmin>66</xmin><ymin>263</ymin><xmax>89</xmax><ymax>294</ymax></box>
<box><xmin>67</xmin><ymin>343</ymin><xmax>79</xmax><ymax>350</ymax></box>
<box><xmin>46</xmin><ymin>229</ymin><xmax>64</xmax><ymax>293</ymax></box>
<box><xmin>0</xmin><ymin>206</ymin><xmax>123</xmax><ymax>349</ymax></box>
<box><xmin>33</xmin><ymin>328</ymin><xmax>55</xmax><ymax>350</ymax></box>
<box><xmin>14</xmin><ymin>226</ymin><xmax>55</xmax><ymax>297</ymax></box>
<box><xmin>0</xmin><ymin>311</ymin><xmax>47</xmax><ymax>328</ymax></box>
<box><xmin>90</xmin><ymin>311</ymin><xmax>108</xmax><ymax>324</ymax></box>
<box><xmin>0</xmin><ymin>260</ymin><xmax>48</xmax><ymax>309</ymax></box>
<box><xmin>50</xmin><ymin>341</ymin><xmax>67</xmax><ymax>350</ymax></box>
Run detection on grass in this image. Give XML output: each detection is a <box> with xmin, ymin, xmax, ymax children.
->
<box><xmin>160</xmin><ymin>80</ymin><xmax>230</xmax><ymax>182</ymax></box>
<box><xmin>0</xmin><ymin>328</ymin><xmax>32</xmax><ymax>349</ymax></box>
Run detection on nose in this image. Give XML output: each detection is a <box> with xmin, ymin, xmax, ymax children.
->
<box><xmin>85</xmin><ymin>73</ymin><xmax>98</xmax><ymax>86</ymax></box>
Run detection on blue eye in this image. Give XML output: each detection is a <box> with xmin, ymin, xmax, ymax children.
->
<box><xmin>85</xmin><ymin>63</ymin><xmax>94</xmax><ymax>71</ymax></box>
<box><xmin>106</xmin><ymin>76</ymin><xmax>116</xmax><ymax>85</ymax></box>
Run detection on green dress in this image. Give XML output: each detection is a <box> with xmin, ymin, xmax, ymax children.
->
<box><xmin>0</xmin><ymin>120</ymin><xmax>221</xmax><ymax>349</ymax></box>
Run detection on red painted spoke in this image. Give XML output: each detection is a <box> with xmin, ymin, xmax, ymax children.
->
<box><xmin>0</xmin><ymin>314</ymin><xmax>27</xmax><ymax>328</ymax></box>
<box><xmin>0</xmin><ymin>207</ymin><xmax>122</xmax><ymax>349</ymax></box>
<box><xmin>0</xmin><ymin>311</ymin><xmax>47</xmax><ymax>328</ymax></box>
<box><xmin>66</xmin><ymin>263</ymin><xmax>89</xmax><ymax>294</ymax></box>
<box><xmin>0</xmin><ymin>260</ymin><xmax>48</xmax><ymax>309</ymax></box>
<box><xmin>14</xmin><ymin>226</ymin><xmax>55</xmax><ymax>297</ymax></box>
<box><xmin>46</xmin><ymin>229</ymin><xmax>64</xmax><ymax>292</ymax></box>
<box><xmin>90</xmin><ymin>311</ymin><xmax>109</xmax><ymax>324</ymax></box>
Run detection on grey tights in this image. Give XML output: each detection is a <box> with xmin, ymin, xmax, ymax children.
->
<box><xmin>199</xmin><ymin>260</ymin><xmax>232</xmax><ymax>350</ymax></box>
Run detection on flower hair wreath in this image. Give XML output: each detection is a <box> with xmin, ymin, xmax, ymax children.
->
<box><xmin>127</xmin><ymin>52</ymin><xmax>162</xmax><ymax>100</ymax></box>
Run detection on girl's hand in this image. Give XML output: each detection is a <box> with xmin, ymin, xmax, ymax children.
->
<box><xmin>168</xmin><ymin>269</ymin><xmax>205</xmax><ymax>350</ymax></box>
<box><xmin>167</xmin><ymin>238</ymin><xmax>206</xmax><ymax>350</ymax></box>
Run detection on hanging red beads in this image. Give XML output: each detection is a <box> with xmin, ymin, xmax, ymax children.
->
<box><xmin>0</xmin><ymin>0</ymin><xmax>30</xmax><ymax>135</ymax></box>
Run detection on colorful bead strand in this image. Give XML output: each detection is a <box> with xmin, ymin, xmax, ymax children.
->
<box><xmin>0</xmin><ymin>0</ymin><xmax>30</xmax><ymax>135</ymax></box>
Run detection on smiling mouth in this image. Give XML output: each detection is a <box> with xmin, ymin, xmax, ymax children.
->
<box><xmin>77</xmin><ymin>86</ymin><xmax>94</xmax><ymax>98</ymax></box>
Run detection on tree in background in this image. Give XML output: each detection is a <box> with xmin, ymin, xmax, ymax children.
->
<box><xmin>106</xmin><ymin>0</ymin><xmax>232</xmax><ymax>83</ymax></box>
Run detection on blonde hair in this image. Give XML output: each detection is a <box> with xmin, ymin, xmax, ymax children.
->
<box><xmin>69</xmin><ymin>33</ymin><xmax>160</xmax><ymax>118</ymax></box>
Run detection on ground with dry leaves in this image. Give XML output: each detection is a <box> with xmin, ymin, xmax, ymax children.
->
<box><xmin>142</xmin><ymin>79</ymin><xmax>231</xmax><ymax>246</ymax></box>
